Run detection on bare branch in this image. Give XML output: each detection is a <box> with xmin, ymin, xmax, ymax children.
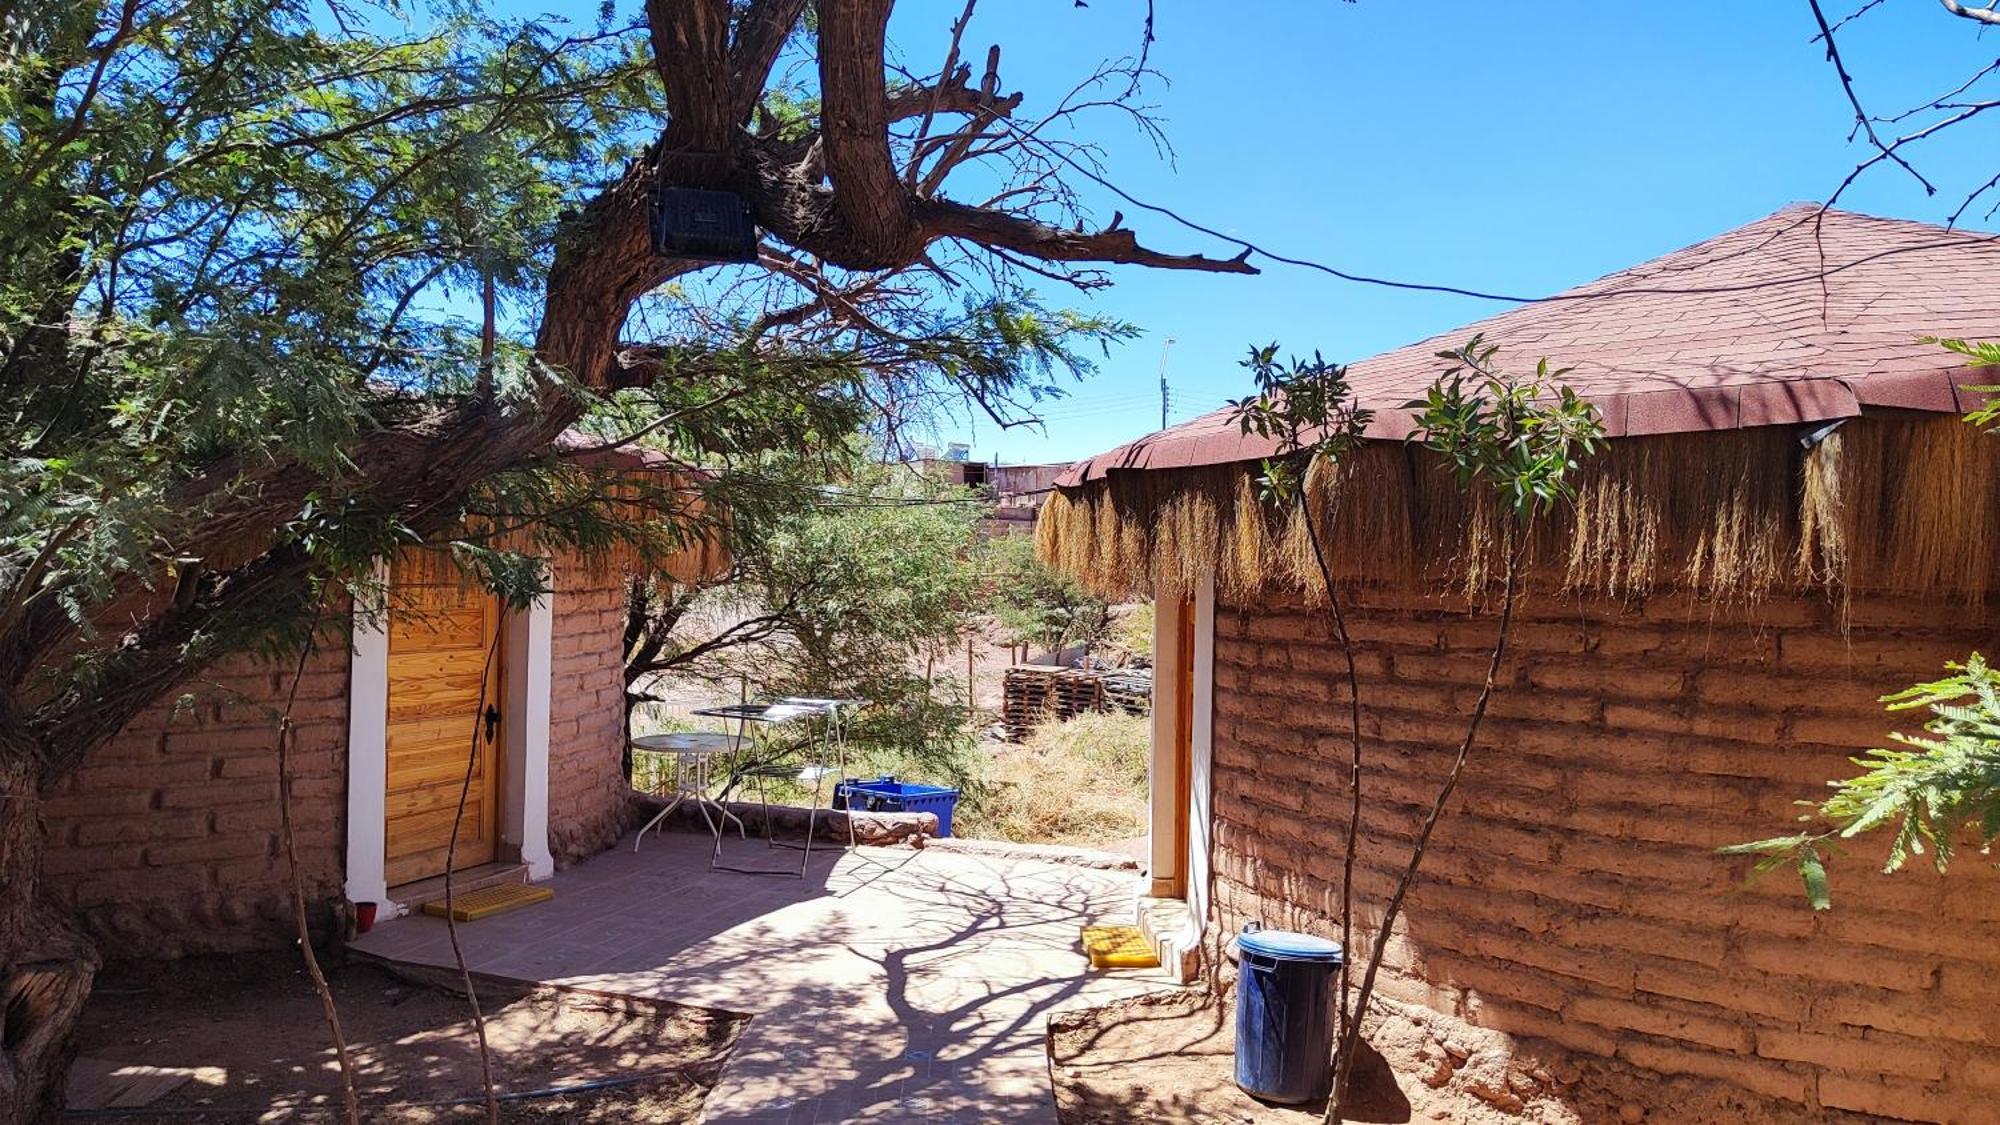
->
<box><xmin>913</xmin><ymin>196</ymin><xmax>1255</xmax><ymax>274</ymax></box>
<box><xmin>1941</xmin><ymin>0</ymin><xmax>2000</xmax><ymax>26</ymax></box>
<box><xmin>1809</xmin><ymin>0</ymin><xmax>1936</xmax><ymax>195</ymax></box>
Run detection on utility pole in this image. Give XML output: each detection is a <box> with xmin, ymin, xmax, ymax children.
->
<box><xmin>1158</xmin><ymin>335</ymin><xmax>1177</xmax><ymax>430</ymax></box>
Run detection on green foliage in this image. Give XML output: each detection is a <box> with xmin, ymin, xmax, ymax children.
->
<box><xmin>0</xmin><ymin>0</ymin><xmax>656</xmax><ymax>709</ymax></box>
<box><xmin>1230</xmin><ymin>344</ymin><xmax>1373</xmax><ymax>505</ymax></box>
<box><xmin>979</xmin><ymin>533</ymin><xmax>1113</xmax><ymax>657</ymax></box>
<box><xmin>1408</xmin><ymin>336</ymin><xmax>1605</xmax><ymax>518</ymax></box>
<box><xmin>1724</xmin><ymin>653</ymin><xmax>2000</xmax><ymax>909</ymax></box>
<box><xmin>628</xmin><ymin>453</ymin><xmax>991</xmax><ymax>789</ymax></box>
<box><xmin>0</xmin><ymin>0</ymin><xmax>1129</xmax><ymax>752</ymax></box>
<box><xmin>1922</xmin><ymin>337</ymin><xmax>2000</xmax><ymax>430</ymax></box>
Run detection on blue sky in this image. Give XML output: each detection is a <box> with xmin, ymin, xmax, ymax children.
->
<box><xmin>883</xmin><ymin>2</ymin><xmax>2000</xmax><ymax>464</ymax></box>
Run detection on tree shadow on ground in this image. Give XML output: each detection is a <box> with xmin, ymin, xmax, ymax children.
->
<box><xmin>70</xmin><ymin>951</ymin><xmax>741</xmax><ymax>1122</ymax></box>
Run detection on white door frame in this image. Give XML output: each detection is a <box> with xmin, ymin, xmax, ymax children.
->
<box><xmin>343</xmin><ymin>560</ymin><xmax>556</xmax><ymax>913</ymax></box>
<box><xmin>1146</xmin><ymin>573</ymin><xmax>1215</xmax><ymax>919</ymax></box>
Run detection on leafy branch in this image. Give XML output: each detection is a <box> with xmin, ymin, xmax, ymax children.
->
<box><xmin>1723</xmin><ymin>652</ymin><xmax>2000</xmax><ymax>910</ymax></box>
<box><xmin>1229</xmin><ymin>345</ymin><xmax>1371</xmax><ymax>1089</ymax></box>
<box><xmin>1231</xmin><ymin>336</ymin><xmax>1602</xmax><ymax>1123</ymax></box>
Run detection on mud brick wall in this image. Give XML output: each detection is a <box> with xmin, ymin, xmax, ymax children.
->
<box><xmin>545</xmin><ymin>559</ymin><xmax>638</xmax><ymax>861</ymax></box>
<box><xmin>43</xmin><ymin>644</ymin><xmax>350</xmax><ymax>959</ymax></box>
<box><xmin>1210</xmin><ymin>588</ymin><xmax>2000</xmax><ymax>1122</ymax></box>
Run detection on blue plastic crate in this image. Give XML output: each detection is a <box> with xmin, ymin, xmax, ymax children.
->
<box><xmin>832</xmin><ymin>775</ymin><xmax>961</xmax><ymax>837</ymax></box>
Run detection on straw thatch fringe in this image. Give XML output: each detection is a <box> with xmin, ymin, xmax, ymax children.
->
<box><xmin>385</xmin><ymin>468</ymin><xmax>730</xmax><ymax>596</ymax></box>
<box><xmin>1035</xmin><ymin>416</ymin><xmax>2000</xmax><ymax>604</ymax></box>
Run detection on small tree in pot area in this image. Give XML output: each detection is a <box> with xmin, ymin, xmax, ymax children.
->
<box><xmin>1232</xmin><ymin>337</ymin><xmax>1602</xmax><ymax>1122</ymax></box>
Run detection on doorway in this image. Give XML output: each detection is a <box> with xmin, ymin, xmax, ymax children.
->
<box><xmin>383</xmin><ymin>550</ymin><xmax>505</xmax><ymax>886</ymax></box>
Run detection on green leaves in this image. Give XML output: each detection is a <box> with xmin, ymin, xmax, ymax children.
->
<box><xmin>1921</xmin><ymin>337</ymin><xmax>2000</xmax><ymax>430</ymax></box>
<box><xmin>1407</xmin><ymin>336</ymin><xmax>1604</xmax><ymax>519</ymax></box>
<box><xmin>1718</xmin><ymin>836</ymin><xmax>1835</xmax><ymax>911</ymax></box>
<box><xmin>1227</xmin><ymin>344</ymin><xmax>1373</xmax><ymax>507</ymax></box>
<box><xmin>1723</xmin><ymin>652</ymin><xmax>2000</xmax><ymax>908</ymax></box>
<box><xmin>0</xmin><ymin>0</ymin><xmax>657</xmax><ymax>701</ymax></box>
<box><xmin>981</xmin><ymin>533</ymin><xmax>1113</xmax><ymax>656</ymax></box>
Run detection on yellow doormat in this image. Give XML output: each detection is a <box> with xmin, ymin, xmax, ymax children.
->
<box><xmin>422</xmin><ymin>884</ymin><xmax>554</xmax><ymax>922</ymax></box>
<box><xmin>1081</xmin><ymin>924</ymin><xmax>1159</xmax><ymax>969</ymax></box>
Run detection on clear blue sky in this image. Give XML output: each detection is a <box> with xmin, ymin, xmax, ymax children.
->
<box><xmin>885</xmin><ymin>2</ymin><xmax>1999</xmax><ymax>465</ymax></box>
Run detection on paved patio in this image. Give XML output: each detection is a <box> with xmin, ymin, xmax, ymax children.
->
<box><xmin>351</xmin><ymin>830</ymin><xmax>1177</xmax><ymax>1123</ymax></box>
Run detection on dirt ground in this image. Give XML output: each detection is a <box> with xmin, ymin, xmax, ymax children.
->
<box><xmin>69</xmin><ymin>952</ymin><xmax>743</xmax><ymax>1122</ymax></box>
<box><xmin>1049</xmin><ymin>990</ymin><xmax>1860</xmax><ymax>1125</ymax></box>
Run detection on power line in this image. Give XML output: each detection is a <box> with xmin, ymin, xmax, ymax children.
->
<box><xmin>989</xmin><ymin>117</ymin><xmax>2000</xmax><ymax>306</ymax></box>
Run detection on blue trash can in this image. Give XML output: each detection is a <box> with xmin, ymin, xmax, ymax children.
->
<box><xmin>831</xmin><ymin>775</ymin><xmax>961</xmax><ymax>837</ymax></box>
<box><xmin>1234</xmin><ymin>923</ymin><xmax>1343</xmax><ymax>1104</ymax></box>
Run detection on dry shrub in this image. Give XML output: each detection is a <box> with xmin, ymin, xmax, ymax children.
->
<box><xmin>957</xmin><ymin>711</ymin><xmax>1149</xmax><ymax>846</ymax></box>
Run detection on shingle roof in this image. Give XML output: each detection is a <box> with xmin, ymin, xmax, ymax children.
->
<box><xmin>1063</xmin><ymin>205</ymin><xmax>2000</xmax><ymax>484</ymax></box>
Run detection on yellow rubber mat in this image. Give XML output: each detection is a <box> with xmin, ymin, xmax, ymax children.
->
<box><xmin>1081</xmin><ymin>924</ymin><xmax>1159</xmax><ymax>969</ymax></box>
<box><xmin>421</xmin><ymin>884</ymin><xmax>554</xmax><ymax>922</ymax></box>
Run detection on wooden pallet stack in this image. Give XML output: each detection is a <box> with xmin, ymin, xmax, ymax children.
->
<box><xmin>1001</xmin><ymin>665</ymin><xmax>1151</xmax><ymax>741</ymax></box>
<box><xmin>1001</xmin><ymin>665</ymin><xmax>1060</xmax><ymax>741</ymax></box>
<box><xmin>1051</xmin><ymin>669</ymin><xmax>1105</xmax><ymax>718</ymax></box>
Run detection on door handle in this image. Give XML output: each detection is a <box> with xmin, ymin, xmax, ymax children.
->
<box><xmin>483</xmin><ymin>703</ymin><xmax>501</xmax><ymax>744</ymax></box>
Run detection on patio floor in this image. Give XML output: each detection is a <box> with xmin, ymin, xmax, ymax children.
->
<box><xmin>350</xmin><ymin>830</ymin><xmax>1177</xmax><ymax>1123</ymax></box>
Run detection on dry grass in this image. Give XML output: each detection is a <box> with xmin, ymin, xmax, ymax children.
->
<box><xmin>1037</xmin><ymin>415</ymin><xmax>2000</xmax><ymax>605</ymax></box>
<box><xmin>957</xmin><ymin>711</ymin><xmax>1149</xmax><ymax>846</ymax></box>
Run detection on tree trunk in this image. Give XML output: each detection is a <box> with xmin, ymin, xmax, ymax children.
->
<box><xmin>0</xmin><ymin>754</ymin><xmax>99</xmax><ymax>1125</ymax></box>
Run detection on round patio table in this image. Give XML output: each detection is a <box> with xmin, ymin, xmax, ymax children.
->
<box><xmin>630</xmin><ymin>730</ymin><xmax>745</xmax><ymax>852</ymax></box>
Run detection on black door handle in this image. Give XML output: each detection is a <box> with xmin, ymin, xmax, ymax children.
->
<box><xmin>483</xmin><ymin>703</ymin><xmax>501</xmax><ymax>744</ymax></box>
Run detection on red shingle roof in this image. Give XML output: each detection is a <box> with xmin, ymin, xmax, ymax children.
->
<box><xmin>1063</xmin><ymin>206</ymin><xmax>2000</xmax><ymax>484</ymax></box>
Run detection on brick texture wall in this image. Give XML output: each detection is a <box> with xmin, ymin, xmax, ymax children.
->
<box><xmin>545</xmin><ymin>559</ymin><xmax>638</xmax><ymax>862</ymax></box>
<box><xmin>44</xmin><ymin>555</ymin><xmax>642</xmax><ymax>959</ymax></box>
<box><xmin>1210</xmin><ymin>588</ymin><xmax>2000</xmax><ymax>1122</ymax></box>
<box><xmin>43</xmin><ymin>644</ymin><xmax>350</xmax><ymax>959</ymax></box>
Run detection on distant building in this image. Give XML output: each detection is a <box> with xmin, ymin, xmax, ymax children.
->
<box><xmin>901</xmin><ymin>455</ymin><xmax>1074</xmax><ymax>535</ymax></box>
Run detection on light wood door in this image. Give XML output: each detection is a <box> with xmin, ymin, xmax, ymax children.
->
<box><xmin>384</xmin><ymin>553</ymin><xmax>504</xmax><ymax>886</ymax></box>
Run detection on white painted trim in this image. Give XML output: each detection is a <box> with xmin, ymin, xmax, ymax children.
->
<box><xmin>1184</xmin><ymin>572</ymin><xmax>1217</xmax><ymax>942</ymax></box>
<box><xmin>502</xmin><ymin>586</ymin><xmax>556</xmax><ymax>881</ymax></box>
<box><xmin>343</xmin><ymin>560</ymin><xmax>392</xmax><ymax>910</ymax></box>
<box><xmin>1146</xmin><ymin>595</ymin><xmax>1187</xmax><ymax>897</ymax></box>
<box><xmin>1140</xmin><ymin>574</ymin><xmax>1217</xmax><ymax>975</ymax></box>
<box><xmin>344</xmin><ymin>559</ymin><xmax>561</xmax><ymax>912</ymax></box>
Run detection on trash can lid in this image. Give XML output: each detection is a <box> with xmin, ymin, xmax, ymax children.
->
<box><xmin>1238</xmin><ymin>927</ymin><xmax>1344</xmax><ymax>963</ymax></box>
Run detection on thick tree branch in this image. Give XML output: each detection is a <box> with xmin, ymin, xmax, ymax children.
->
<box><xmin>815</xmin><ymin>0</ymin><xmax>915</xmax><ymax>266</ymax></box>
<box><xmin>1941</xmin><ymin>0</ymin><xmax>2000</xmax><ymax>26</ymax></box>
<box><xmin>731</xmin><ymin>0</ymin><xmax>813</xmax><ymax>113</ymax></box>
<box><xmin>913</xmin><ymin>196</ymin><xmax>1257</xmax><ymax>274</ymax></box>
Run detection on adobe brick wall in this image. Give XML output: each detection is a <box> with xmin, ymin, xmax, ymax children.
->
<box><xmin>1210</xmin><ymin>587</ymin><xmax>2000</xmax><ymax>1121</ymax></box>
<box><xmin>42</xmin><ymin>643</ymin><xmax>350</xmax><ymax>959</ymax></box>
<box><xmin>545</xmin><ymin>559</ymin><xmax>639</xmax><ymax>862</ymax></box>
<box><xmin>42</xmin><ymin>555</ymin><xmax>642</xmax><ymax>960</ymax></box>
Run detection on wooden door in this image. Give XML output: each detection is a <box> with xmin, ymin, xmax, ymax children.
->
<box><xmin>384</xmin><ymin>552</ymin><xmax>504</xmax><ymax>886</ymax></box>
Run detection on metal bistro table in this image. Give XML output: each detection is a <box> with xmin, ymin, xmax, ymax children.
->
<box><xmin>630</xmin><ymin>730</ymin><xmax>747</xmax><ymax>855</ymax></box>
<box><xmin>692</xmin><ymin>698</ymin><xmax>865</xmax><ymax>876</ymax></box>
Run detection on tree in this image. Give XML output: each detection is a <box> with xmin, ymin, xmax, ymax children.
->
<box><xmin>980</xmin><ymin>532</ymin><xmax>1115</xmax><ymax>660</ymax></box>
<box><xmin>1232</xmin><ymin>339</ymin><xmax>1602</xmax><ymax>1121</ymax></box>
<box><xmin>627</xmin><ymin>455</ymin><xmax>991</xmax><ymax>789</ymax></box>
<box><xmin>0</xmin><ymin>1</ymin><xmax>1252</xmax><ymax>1117</ymax></box>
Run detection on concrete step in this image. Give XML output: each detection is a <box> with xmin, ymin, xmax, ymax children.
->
<box><xmin>388</xmin><ymin>862</ymin><xmax>529</xmax><ymax>913</ymax></box>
